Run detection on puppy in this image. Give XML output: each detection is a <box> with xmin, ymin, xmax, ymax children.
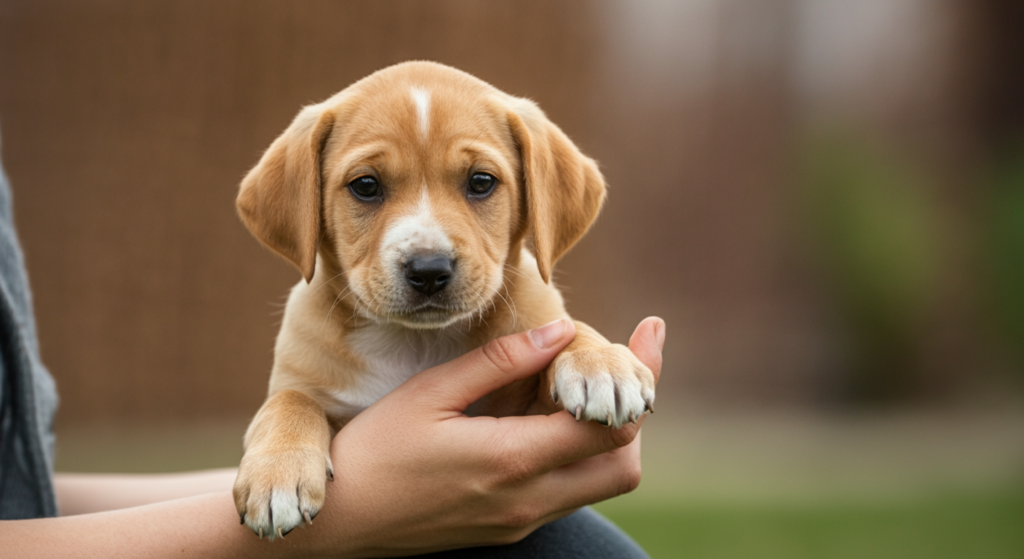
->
<box><xmin>232</xmin><ymin>61</ymin><xmax>655</xmax><ymax>539</ymax></box>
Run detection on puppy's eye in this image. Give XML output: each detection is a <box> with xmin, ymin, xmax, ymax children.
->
<box><xmin>349</xmin><ymin>176</ymin><xmax>381</xmax><ymax>200</ymax></box>
<box><xmin>468</xmin><ymin>173</ymin><xmax>497</xmax><ymax>197</ymax></box>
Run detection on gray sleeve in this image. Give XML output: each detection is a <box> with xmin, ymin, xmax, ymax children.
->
<box><xmin>0</xmin><ymin>129</ymin><xmax>60</xmax><ymax>519</ymax></box>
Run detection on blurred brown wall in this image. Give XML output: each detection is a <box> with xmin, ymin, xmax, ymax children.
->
<box><xmin>1</xmin><ymin>1</ymin><xmax>1001</xmax><ymax>425</ymax></box>
<box><xmin>0</xmin><ymin>0</ymin><xmax>617</xmax><ymax>424</ymax></box>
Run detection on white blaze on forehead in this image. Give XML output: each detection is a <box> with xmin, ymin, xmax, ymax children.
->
<box><xmin>410</xmin><ymin>87</ymin><xmax>430</xmax><ymax>139</ymax></box>
<box><xmin>381</xmin><ymin>187</ymin><xmax>453</xmax><ymax>257</ymax></box>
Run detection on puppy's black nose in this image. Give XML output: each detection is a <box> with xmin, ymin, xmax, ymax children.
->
<box><xmin>404</xmin><ymin>255</ymin><xmax>454</xmax><ymax>296</ymax></box>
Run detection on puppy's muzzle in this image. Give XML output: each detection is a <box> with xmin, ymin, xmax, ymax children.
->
<box><xmin>403</xmin><ymin>254</ymin><xmax>454</xmax><ymax>296</ymax></box>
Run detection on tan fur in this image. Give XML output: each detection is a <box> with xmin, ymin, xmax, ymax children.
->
<box><xmin>233</xmin><ymin>61</ymin><xmax>655</xmax><ymax>539</ymax></box>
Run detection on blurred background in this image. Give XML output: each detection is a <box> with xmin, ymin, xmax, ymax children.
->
<box><xmin>1</xmin><ymin>0</ymin><xmax>1022</xmax><ymax>556</ymax></box>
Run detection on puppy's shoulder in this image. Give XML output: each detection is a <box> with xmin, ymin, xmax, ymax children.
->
<box><xmin>505</xmin><ymin>248</ymin><xmax>570</xmax><ymax>329</ymax></box>
<box><xmin>270</xmin><ymin>278</ymin><xmax>365</xmax><ymax>392</ymax></box>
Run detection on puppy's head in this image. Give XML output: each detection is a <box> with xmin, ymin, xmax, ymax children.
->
<box><xmin>238</xmin><ymin>61</ymin><xmax>605</xmax><ymax>329</ymax></box>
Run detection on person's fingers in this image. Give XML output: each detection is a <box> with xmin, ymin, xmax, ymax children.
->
<box><xmin>487</xmin><ymin>436</ymin><xmax>641</xmax><ymax>546</ymax></box>
<box><xmin>406</xmin><ymin>319</ymin><xmax>576</xmax><ymax>411</ymax></box>
<box><xmin>480</xmin><ymin>408</ymin><xmax>644</xmax><ymax>473</ymax></box>
<box><xmin>484</xmin><ymin>317</ymin><xmax>664</xmax><ymax>470</ymax></box>
<box><xmin>629</xmin><ymin>316</ymin><xmax>665</xmax><ymax>385</ymax></box>
<box><xmin>507</xmin><ymin>431</ymin><xmax>641</xmax><ymax>526</ymax></box>
<box><xmin>539</xmin><ymin>430</ymin><xmax>644</xmax><ymax>511</ymax></box>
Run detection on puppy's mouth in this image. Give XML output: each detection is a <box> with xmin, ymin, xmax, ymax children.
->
<box><xmin>354</xmin><ymin>294</ymin><xmax>479</xmax><ymax>329</ymax></box>
<box><xmin>396</xmin><ymin>304</ymin><xmax>472</xmax><ymax>328</ymax></box>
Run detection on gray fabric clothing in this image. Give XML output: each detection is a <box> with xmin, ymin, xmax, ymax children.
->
<box><xmin>0</xmin><ymin>132</ymin><xmax>60</xmax><ymax>519</ymax></box>
<box><xmin>419</xmin><ymin>508</ymin><xmax>650</xmax><ymax>559</ymax></box>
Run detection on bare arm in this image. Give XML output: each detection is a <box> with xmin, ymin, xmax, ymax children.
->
<box><xmin>54</xmin><ymin>469</ymin><xmax>238</xmax><ymax>516</ymax></box>
<box><xmin>4</xmin><ymin>492</ymin><xmax>291</xmax><ymax>559</ymax></box>
<box><xmin>3</xmin><ymin>318</ymin><xmax>664</xmax><ymax>559</ymax></box>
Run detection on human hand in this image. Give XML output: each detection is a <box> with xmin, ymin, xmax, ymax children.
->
<box><xmin>294</xmin><ymin>316</ymin><xmax>664</xmax><ymax>558</ymax></box>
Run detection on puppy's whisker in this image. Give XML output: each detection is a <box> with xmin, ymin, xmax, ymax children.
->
<box><xmin>497</xmin><ymin>279</ymin><xmax>518</xmax><ymax>328</ymax></box>
<box><xmin>476</xmin><ymin>299</ymin><xmax>490</xmax><ymax>329</ymax></box>
<box><xmin>310</xmin><ymin>270</ymin><xmax>349</xmax><ymax>296</ymax></box>
<box><xmin>344</xmin><ymin>290</ymin><xmax>378</xmax><ymax>326</ymax></box>
<box><xmin>426</xmin><ymin>327</ymin><xmax>444</xmax><ymax>354</ymax></box>
<box><xmin>323</xmin><ymin>295</ymin><xmax>344</xmax><ymax>328</ymax></box>
<box><xmin>368</xmin><ymin>291</ymin><xmax>394</xmax><ymax>325</ymax></box>
<box><xmin>323</xmin><ymin>285</ymin><xmax>355</xmax><ymax>328</ymax></box>
<box><xmin>327</xmin><ymin>284</ymin><xmax>353</xmax><ymax>309</ymax></box>
<box><xmin>502</xmin><ymin>263</ymin><xmax>530</xmax><ymax>281</ymax></box>
<box><xmin>364</xmin><ymin>290</ymin><xmax>384</xmax><ymax>317</ymax></box>
<box><xmin>472</xmin><ymin>294</ymin><xmax>488</xmax><ymax>325</ymax></box>
<box><xmin>484</xmin><ymin>295</ymin><xmax>498</xmax><ymax>325</ymax></box>
<box><xmin>495</xmin><ymin>292</ymin><xmax>515</xmax><ymax>326</ymax></box>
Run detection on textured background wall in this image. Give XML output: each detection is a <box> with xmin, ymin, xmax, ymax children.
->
<box><xmin>0</xmin><ymin>0</ymin><xmax>1017</xmax><ymax>426</ymax></box>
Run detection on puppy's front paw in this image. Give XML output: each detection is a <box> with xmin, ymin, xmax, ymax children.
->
<box><xmin>233</xmin><ymin>446</ymin><xmax>333</xmax><ymax>540</ymax></box>
<box><xmin>550</xmin><ymin>343</ymin><xmax>655</xmax><ymax>428</ymax></box>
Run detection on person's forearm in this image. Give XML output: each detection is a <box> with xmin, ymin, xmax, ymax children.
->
<box><xmin>4</xmin><ymin>491</ymin><xmax>344</xmax><ymax>559</ymax></box>
<box><xmin>55</xmin><ymin>469</ymin><xmax>238</xmax><ymax>515</ymax></box>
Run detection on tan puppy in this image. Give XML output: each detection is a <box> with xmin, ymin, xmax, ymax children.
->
<box><xmin>232</xmin><ymin>61</ymin><xmax>655</xmax><ymax>539</ymax></box>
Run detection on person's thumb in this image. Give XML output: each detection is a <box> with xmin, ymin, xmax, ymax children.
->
<box><xmin>409</xmin><ymin>318</ymin><xmax>576</xmax><ymax>412</ymax></box>
<box><xmin>629</xmin><ymin>316</ymin><xmax>665</xmax><ymax>385</ymax></box>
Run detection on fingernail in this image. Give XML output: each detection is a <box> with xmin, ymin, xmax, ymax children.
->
<box><xmin>529</xmin><ymin>319</ymin><xmax>567</xmax><ymax>349</ymax></box>
<box><xmin>654</xmin><ymin>318</ymin><xmax>666</xmax><ymax>351</ymax></box>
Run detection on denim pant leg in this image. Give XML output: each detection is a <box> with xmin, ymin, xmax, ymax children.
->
<box><xmin>417</xmin><ymin>508</ymin><xmax>650</xmax><ymax>559</ymax></box>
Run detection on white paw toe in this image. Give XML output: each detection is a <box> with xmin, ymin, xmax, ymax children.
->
<box><xmin>234</xmin><ymin>450</ymin><xmax>330</xmax><ymax>540</ymax></box>
<box><xmin>551</xmin><ymin>344</ymin><xmax>655</xmax><ymax>428</ymax></box>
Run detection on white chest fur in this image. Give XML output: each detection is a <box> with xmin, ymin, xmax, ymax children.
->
<box><xmin>322</xmin><ymin>324</ymin><xmax>474</xmax><ymax>418</ymax></box>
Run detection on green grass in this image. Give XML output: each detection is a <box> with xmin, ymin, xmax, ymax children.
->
<box><xmin>595</xmin><ymin>490</ymin><xmax>1024</xmax><ymax>559</ymax></box>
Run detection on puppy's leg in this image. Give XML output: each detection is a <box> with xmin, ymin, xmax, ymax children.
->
<box><xmin>233</xmin><ymin>390</ymin><xmax>333</xmax><ymax>539</ymax></box>
<box><xmin>544</xmin><ymin>321</ymin><xmax>655</xmax><ymax>428</ymax></box>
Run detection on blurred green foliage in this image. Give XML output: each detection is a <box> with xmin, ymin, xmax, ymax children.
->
<box><xmin>987</xmin><ymin>146</ymin><xmax>1024</xmax><ymax>369</ymax></box>
<box><xmin>798</xmin><ymin>133</ymin><xmax>940</xmax><ymax>401</ymax></box>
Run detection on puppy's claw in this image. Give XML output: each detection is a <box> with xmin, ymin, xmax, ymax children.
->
<box><xmin>258</xmin><ymin>527</ymin><xmax>264</xmax><ymax>540</ymax></box>
<box><xmin>277</xmin><ymin>527</ymin><xmax>285</xmax><ymax>539</ymax></box>
<box><xmin>303</xmin><ymin>510</ymin><xmax>313</xmax><ymax>525</ymax></box>
<box><xmin>628</xmin><ymin>411</ymin><xmax>636</xmax><ymax>424</ymax></box>
<box><xmin>575</xmin><ymin>405</ymin><xmax>583</xmax><ymax>421</ymax></box>
<box><xmin>240</xmin><ymin>513</ymin><xmax>245</xmax><ymax>525</ymax></box>
<box><xmin>327</xmin><ymin>468</ymin><xmax>334</xmax><ymax>482</ymax></box>
<box><xmin>551</xmin><ymin>390</ymin><xmax>559</xmax><ymax>404</ymax></box>
<box><xmin>644</xmin><ymin>401</ymin><xmax>654</xmax><ymax>414</ymax></box>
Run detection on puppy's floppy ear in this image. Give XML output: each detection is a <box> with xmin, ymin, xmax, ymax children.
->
<box><xmin>507</xmin><ymin>99</ymin><xmax>606</xmax><ymax>283</ymax></box>
<box><xmin>237</xmin><ymin>105</ymin><xmax>335</xmax><ymax>283</ymax></box>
